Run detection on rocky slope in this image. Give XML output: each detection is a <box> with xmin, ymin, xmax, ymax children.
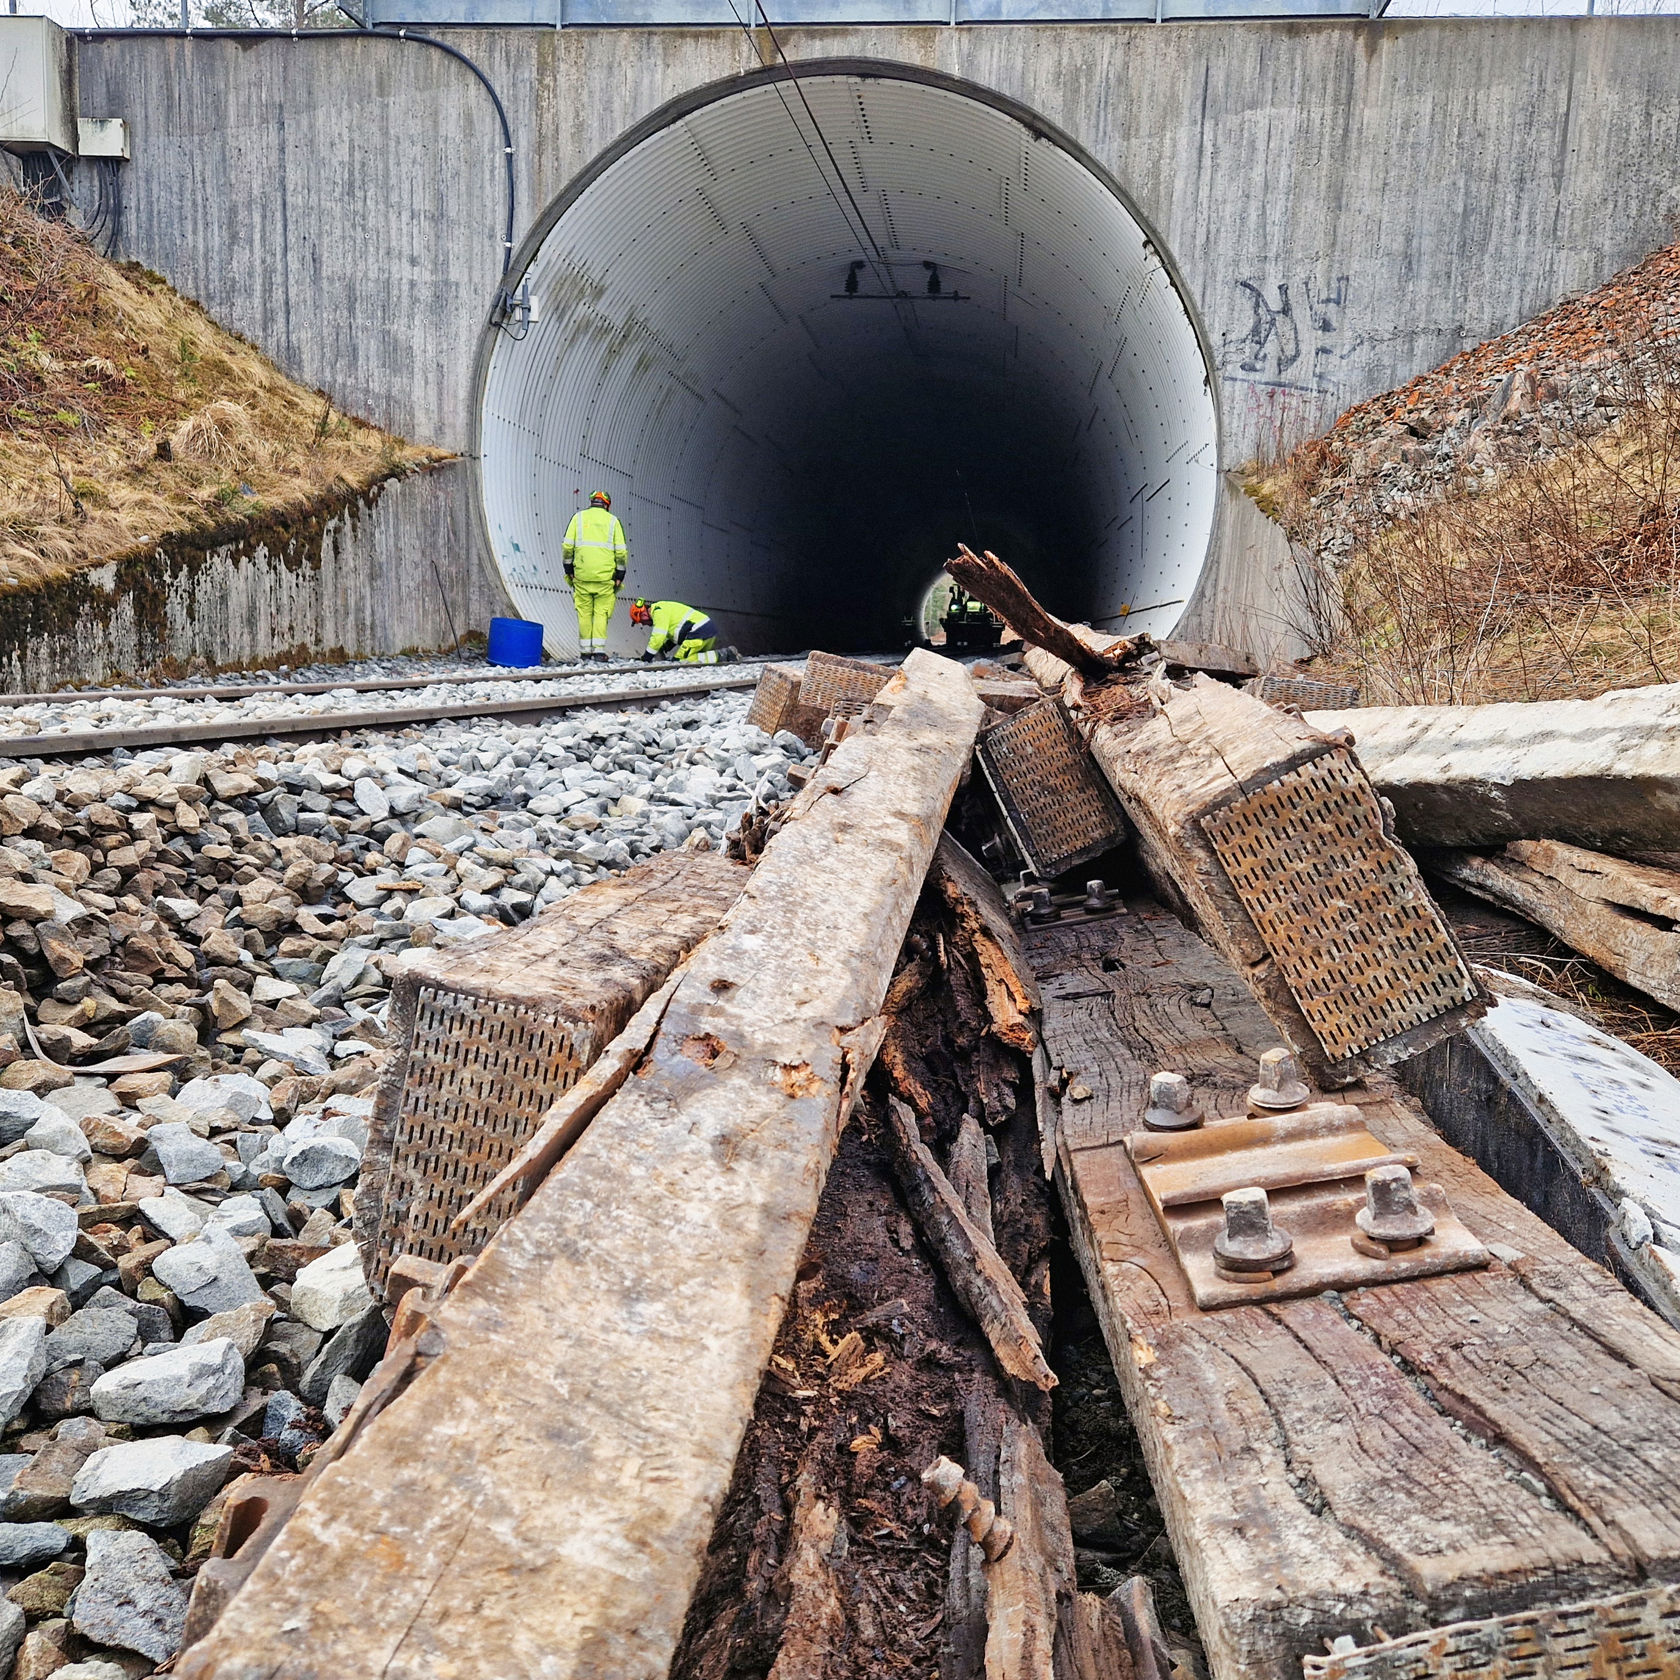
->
<box><xmin>1255</xmin><ymin>240</ymin><xmax>1680</xmax><ymax>704</ymax></box>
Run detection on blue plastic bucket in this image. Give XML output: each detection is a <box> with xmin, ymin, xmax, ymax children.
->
<box><xmin>486</xmin><ymin>616</ymin><xmax>545</xmax><ymax>668</ymax></box>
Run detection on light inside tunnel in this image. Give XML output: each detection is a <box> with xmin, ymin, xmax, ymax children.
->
<box><xmin>477</xmin><ymin>65</ymin><xmax>1220</xmax><ymax>658</ymax></box>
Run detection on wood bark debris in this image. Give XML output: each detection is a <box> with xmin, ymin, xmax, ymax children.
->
<box><xmin>1431</xmin><ymin>840</ymin><xmax>1680</xmax><ymax>1012</ymax></box>
<box><xmin>1032</xmin><ymin>900</ymin><xmax>1680</xmax><ymax>1680</ymax></box>
<box><xmin>946</xmin><ymin>545</ymin><xmax>1149</xmax><ymax>681</ymax></box>
<box><xmin>885</xmin><ymin>1095</ymin><xmax>1057</xmax><ymax>1393</ymax></box>
<box><xmin>1109</xmin><ymin>1576</ymin><xmax>1173</xmax><ymax>1680</ymax></box>
<box><xmin>175</xmin><ymin>648</ymin><xmax>984</xmax><ymax>1680</ymax></box>
<box><xmin>933</xmin><ymin>833</ymin><xmax>1041</xmax><ymax>1055</ymax></box>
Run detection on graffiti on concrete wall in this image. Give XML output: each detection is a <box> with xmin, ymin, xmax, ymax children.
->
<box><xmin>1220</xmin><ymin>274</ymin><xmax>1361</xmax><ymax>398</ymax></box>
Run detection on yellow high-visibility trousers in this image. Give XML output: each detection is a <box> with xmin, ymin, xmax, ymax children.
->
<box><xmin>673</xmin><ymin>636</ymin><xmax>721</xmax><ymax>664</ymax></box>
<box><xmin>573</xmin><ymin>580</ymin><xmax>618</xmax><ymax>656</ymax></box>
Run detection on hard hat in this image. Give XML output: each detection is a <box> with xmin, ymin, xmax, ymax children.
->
<box><xmin>590</xmin><ymin>490</ymin><xmax>611</xmax><ymax>509</ymax></box>
<box><xmin>630</xmin><ymin>598</ymin><xmax>651</xmax><ymax>623</ymax></box>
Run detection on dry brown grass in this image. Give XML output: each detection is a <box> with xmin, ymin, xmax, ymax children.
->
<box><xmin>0</xmin><ymin>188</ymin><xmax>441</xmax><ymax>590</ymax></box>
<box><xmin>1307</xmin><ymin>402</ymin><xmax>1680</xmax><ymax>705</ymax></box>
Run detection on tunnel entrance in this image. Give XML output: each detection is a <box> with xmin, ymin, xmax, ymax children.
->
<box><xmin>476</xmin><ymin>64</ymin><xmax>1220</xmax><ymax>659</ymax></box>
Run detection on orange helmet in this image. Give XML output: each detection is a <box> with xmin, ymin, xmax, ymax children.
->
<box><xmin>630</xmin><ymin>598</ymin><xmax>652</xmax><ymax>626</ymax></box>
<box><xmin>590</xmin><ymin>490</ymin><xmax>611</xmax><ymax>509</ymax></box>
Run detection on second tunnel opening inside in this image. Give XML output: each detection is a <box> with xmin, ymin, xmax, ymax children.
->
<box><xmin>478</xmin><ymin>67</ymin><xmax>1219</xmax><ymax>657</ymax></box>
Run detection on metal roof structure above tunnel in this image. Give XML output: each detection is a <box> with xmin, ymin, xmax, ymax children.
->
<box><xmin>366</xmin><ymin>0</ymin><xmax>1389</xmax><ymax>24</ymax></box>
<box><xmin>475</xmin><ymin>65</ymin><xmax>1220</xmax><ymax>658</ymax></box>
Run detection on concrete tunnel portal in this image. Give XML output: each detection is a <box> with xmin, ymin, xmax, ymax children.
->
<box><xmin>476</xmin><ymin>64</ymin><xmax>1221</xmax><ymax>659</ymax></box>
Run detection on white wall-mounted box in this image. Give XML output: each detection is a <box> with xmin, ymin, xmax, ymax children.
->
<box><xmin>77</xmin><ymin>117</ymin><xmax>128</xmax><ymax>159</ymax></box>
<box><xmin>0</xmin><ymin>17</ymin><xmax>77</xmax><ymax>155</ymax></box>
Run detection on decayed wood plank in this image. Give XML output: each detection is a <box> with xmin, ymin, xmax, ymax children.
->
<box><xmin>1030</xmin><ymin>903</ymin><xmax>1653</xmax><ymax>1680</ymax></box>
<box><xmin>1030</xmin><ymin>664</ymin><xmax>1482</xmax><ymax>1085</ymax></box>
<box><xmin>1059</xmin><ymin>1593</ymin><xmax>1137</xmax><ymax>1680</ymax></box>
<box><xmin>1402</xmin><ymin>982</ymin><xmax>1680</xmax><ymax>1329</ymax></box>
<box><xmin>986</xmin><ymin>1414</ymin><xmax>1076</xmax><ymax>1680</ymax></box>
<box><xmin>933</xmin><ymin>833</ymin><xmax>1041</xmax><ymax>1054</ymax></box>
<box><xmin>766</xmin><ymin>1466</ymin><xmax>848</xmax><ymax>1680</ymax></box>
<box><xmin>1232</xmin><ymin>1297</ymin><xmax>1606</xmax><ymax>1598</ymax></box>
<box><xmin>450</xmin><ymin>963</ymin><xmax>687</xmax><ymax>1227</ymax></box>
<box><xmin>947</xmin><ymin>1113</ymin><xmax>996</xmax><ymax>1243</ymax></box>
<box><xmin>176</xmin><ymin>648</ymin><xmax>984</xmax><ymax>1680</ymax></box>
<box><xmin>1345</xmin><ymin>1269</ymin><xmax>1680</xmax><ymax>1572</ymax></box>
<box><xmin>886</xmin><ymin>1097</ymin><xmax>1056</xmax><ymax>1393</ymax></box>
<box><xmin>1431</xmin><ymin>840</ymin><xmax>1680</xmax><ymax>1011</ymax></box>
<box><xmin>357</xmin><ymin>848</ymin><xmax>748</xmax><ymax>1278</ymax></box>
<box><xmin>953</xmin><ymin>555</ymin><xmax>1481</xmax><ymax>1084</ymax></box>
<box><xmin>388</xmin><ymin>845</ymin><xmax>746</xmax><ymax>1030</ymax></box>
<box><xmin>948</xmin><ymin>545</ymin><xmax>1141</xmax><ymax>679</ymax></box>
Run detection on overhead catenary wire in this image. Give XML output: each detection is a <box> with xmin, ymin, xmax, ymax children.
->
<box><xmin>73</xmin><ymin>22</ymin><xmax>515</xmax><ymax>280</ymax></box>
<box><xmin>718</xmin><ymin>0</ymin><xmax>918</xmax><ymax>348</ymax></box>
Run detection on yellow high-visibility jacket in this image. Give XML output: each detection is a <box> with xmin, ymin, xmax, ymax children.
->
<box><xmin>562</xmin><ymin>506</ymin><xmax>628</xmax><ymax>585</ymax></box>
<box><xmin>645</xmin><ymin>600</ymin><xmax>714</xmax><ymax>656</ymax></box>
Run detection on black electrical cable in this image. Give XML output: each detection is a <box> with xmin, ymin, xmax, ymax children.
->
<box><xmin>718</xmin><ymin>0</ymin><xmax>900</xmax><ymax>311</ymax></box>
<box><xmin>71</xmin><ymin>21</ymin><xmax>505</xmax><ymax>644</ymax></box>
<box><xmin>73</xmin><ymin>23</ymin><xmax>516</xmax><ymax>277</ymax></box>
<box><xmin>364</xmin><ymin>23</ymin><xmax>516</xmax><ymax>277</ymax></box>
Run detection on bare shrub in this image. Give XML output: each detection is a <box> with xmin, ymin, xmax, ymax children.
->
<box><xmin>1276</xmin><ymin>293</ymin><xmax>1680</xmax><ymax>705</ymax></box>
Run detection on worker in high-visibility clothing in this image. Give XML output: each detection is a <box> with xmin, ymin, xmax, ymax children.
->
<box><xmin>629</xmin><ymin>599</ymin><xmax>740</xmax><ymax>665</ymax></box>
<box><xmin>562</xmin><ymin>491</ymin><xmax>627</xmax><ymax>662</ymax></box>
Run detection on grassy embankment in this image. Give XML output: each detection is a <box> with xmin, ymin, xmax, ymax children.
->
<box><xmin>0</xmin><ymin>187</ymin><xmax>439</xmax><ymax>594</ymax></box>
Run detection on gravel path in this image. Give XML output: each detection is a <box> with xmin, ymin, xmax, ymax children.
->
<box><xmin>0</xmin><ymin>678</ymin><xmax>820</xmax><ymax>1674</ymax></box>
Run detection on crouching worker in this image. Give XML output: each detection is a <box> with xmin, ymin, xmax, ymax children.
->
<box><xmin>630</xmin><ymin>598</ymin><xmax>740</xmax><ymax>665</ymax></box>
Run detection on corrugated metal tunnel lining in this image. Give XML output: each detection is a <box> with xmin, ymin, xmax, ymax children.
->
<box><xmin>478</xmin><ymin>66</ymin><xmax>1219</xmax><ymax>658</ymax></box>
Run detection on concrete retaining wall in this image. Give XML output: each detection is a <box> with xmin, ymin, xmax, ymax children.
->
<box><xmin>75</xmin><ymin>18</ymin><xmax>1680</xmax><ymax>471</ymax></box>
<box><xmin>0</xmin><ymin>460</ymin><xmax>510</xmax><ymax>691</ymax></box>
<box><xmin>59</xmin><ymin>19</ymin><xmax>1680</xmax><ymax>660</ymax></box>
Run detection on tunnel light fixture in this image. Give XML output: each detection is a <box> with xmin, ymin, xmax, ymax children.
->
<box><xmin>834</xmin><ymin>255</ymin><xmax>969</xmax><ymax>302</ymax></box>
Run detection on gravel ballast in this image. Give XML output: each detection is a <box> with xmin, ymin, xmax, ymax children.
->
<box><xmin>0</xmin><ymin>673</ymin><xmax>818</xmax><ymax>1673</ymax></box>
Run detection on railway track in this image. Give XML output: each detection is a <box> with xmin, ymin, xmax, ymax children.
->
<box><xmin>0</xmin><ymin>664</ymin><xmax>768</xmax><ymax>758</ymax></box>
<box><xmin>0</xmin><ymin>658</ymin><xmax>776</xmax><ymax>708</ymax></box>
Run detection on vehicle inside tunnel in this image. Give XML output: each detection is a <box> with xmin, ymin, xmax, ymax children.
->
<box><xmin>476</xmin><ymin>64</ymin><xmax>1220</xmax><ymax>658</ymax></box>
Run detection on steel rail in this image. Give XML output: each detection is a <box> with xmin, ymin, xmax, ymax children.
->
<box><xmin>0</xmin><ymin>669</ymin><xmax>764</xmax><ymax>760</ymax></box>
<box><xmin>0</xmin><ymin>658</ymin><xmax>782</xmax><ymax>709</ymax></box>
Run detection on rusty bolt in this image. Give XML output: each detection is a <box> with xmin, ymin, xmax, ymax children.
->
<box><xmin>1022</xmin><ymin>885</ymin><xmax>1059</xmax><ymax>923</ymax></box>
<box><xmin>1082</xmin><ymin>879</ymin><xmax>1118</xmax><ymax>914</ymax></box>
<box><xmin>1249</xmin><ymin>1047</ymin><xmax>1310</xmax><ymax>1111</ymax></box>
<box><xmin>921</xmin><ymin>1455</ymin><xmax>1016</xmax><ymax>1562</ymax></box>
<box><xmin>1213</xmin><ymin>1185</ymin><xmax>1294</xmax><ymax>1273</ymax></box>
<box><xmin>1355</xmin><ymin>1163</ymin><xmax>1435</xmax><ymax>1246</ymax></box>
<box><xmin>1144</xmin><ymin>1070</ymin><xmax>1202</xmax><ymax>1133</ymax></box>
